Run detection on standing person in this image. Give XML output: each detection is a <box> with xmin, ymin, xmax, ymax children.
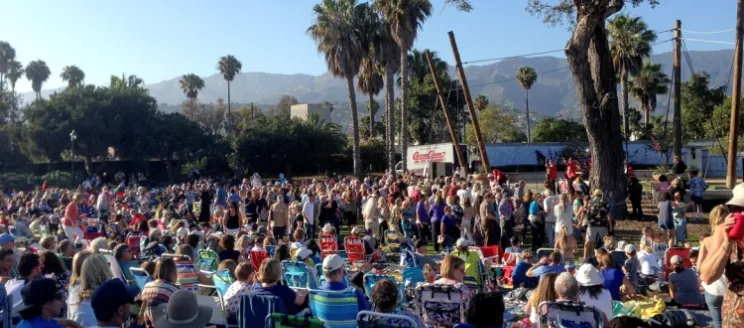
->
<box><xmin>554</xmin><ymin>193</ymin><xmax>574</xmax><ymax>239</ymax></box>
<box><xmin>565</xmin><ymin>158</ymin><xmax>578</xmax><ymax>182</ymax></box>
<box><xmin>521</xmin><ymin>190</ymin><xmax>534</xmax><ymax>245</ymax></box>
<box><xmin>198</xmin><ymin>183</ymin><xmax>212</xmax><ymax>224</ymax></box>
<box><xmin>440</xmin><ymin>206</ymin><xmax>459</xmax><ymax>252</ymax></box>
<box><xmin>585</xmin><ymin>190</ymin><xmax>613</xmax><ymax>255</ymax></box>
<box><xmin>627</xmin><ymin>177</ymin><xmax>644</xmax><ymax>219</ymax></box>
<box><xmin>480</xmin><ymin>193</ymin><xmax>500</xmax><ymax>247</ymax></box>
<box><xmin>269</xmin><ymin>196</ymin><xmax>289</xmax><ymax>240</ymax></box>
<box><xmin>223</xmin><ymin>202</ymin><xmax>242</xmax><ymax>236</ymax></box>
<box><xmin>698</xmin><ymin>205</ymin><xmax>729</xmax><ymax>328</ymax></box>
<box><xmin>63</xmin><ymin>193</ymin><xmax>85</xmax><ymax>243</ymax></box>
<box><xmin>461</xmin><ymin>197</ymin><xmax>474</xmax><ymax>241</ymax></box>
<box><xmin>543</xmin><ymin>188</ymin><xmax>558</xmax><ymax>247</ymax></box>
<box><xmin>429</xmin><ymin>195</ymin><xmax>446</xmax><ymax>253</ymax></box>
<box><xmin>546</xmin><ymin>159</ymin><xmax>558</xmax><ymax>192</ymax></box>
<box><xmin>363</xmin><ymin>192</ymin><xmax>380</xmax><ymax>240</ymax></box>
<box><xmin>687</xmin><ymin>170</ymin><xmax>708</xmax><ymax>222</ymax></box>
<box><xmin>672</xmin><ymin>156</ymin><xmax>687</xmax><ymax>176</ymax></box>
<box><xmin>214</xmin><ymin>183</ymin><xmax>228</xmax><ymax>211</ymax></box>
<box><xmin>416</xmin><ymin>195</ymin><xmax>431</xmax><ymax>243</ymax></box>
<box><xmin>671</xmin><ymin>191</ymin><xmax>694</xmax><ymax>246</ymax></box>
<box><xmin>303</xmin><ymin>193</ymin><xmax>316</xmax><ymax>241</ymax></box>
<box><xmin>498</xmin><ymin>194</ymin><xmax>512</xmax><ymax>249</ymax></box>
<box><xmin>528</xmin><ymin>193</ymin><xmax>546</xmax><ymax>251</ymax></box>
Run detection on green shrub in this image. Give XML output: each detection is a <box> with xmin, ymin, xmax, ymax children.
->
<box><xmin>0</xmin><ymin>171</ymin><xmax>73</xmax><ymax>190</ymax></box>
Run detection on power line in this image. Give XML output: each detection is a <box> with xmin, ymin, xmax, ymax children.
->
<box><xmin>463</xmin><ymin>49</ymin><xmax>565</xmax><ymax>65</ymax></box>
<box><xmin>681</xmin><ymin>28</ymin><xmax>736</xmax><ymax>35</ymax></box>
<box><xmin>682</xmin><ymin>38</ymin><xmax>736</xmax><ymax>45</ymax></box>
<box><xmin>453</xmin><ymin>65</ymin><xmax>571</xmax><ymax>91</ymax></box>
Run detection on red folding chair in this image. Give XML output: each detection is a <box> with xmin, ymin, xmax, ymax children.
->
<box><xmin>319</xmin><ymin>233</ymin><xmax>338</xmax><ymax>258</ymax></box>
<box><xmin>480</xmin><ymin>245</ymin><xmax>503</xmax><ymax>265</ymax></box>
<box><xmin>664</xmin><ymin>247</ymin><xmax>692</xmax><ymax>280</ymax></box>
<box><xmin>250</xmin><ymin>249</ymin><xmax>269</xmax><ymax>271</ymax></box>
<box><xmin>344</xmin><ymin>235</ymin><xmax>367</xmax><ymax>264</ymax></box>
<box><xmin>502</xmin><ymin>252</ymin><xmax>518</xmax><ymax>266</ymax></box>
<box><xmin>502</xmin><ymin>265</ymin><xmax>516</xmax><ymax>286</ymax></box>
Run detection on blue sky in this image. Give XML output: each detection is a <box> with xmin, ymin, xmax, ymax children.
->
<box><xmin>1</xmin><ymin>0</ymin><xmax>736</xmax><ymax>93</ymax></box>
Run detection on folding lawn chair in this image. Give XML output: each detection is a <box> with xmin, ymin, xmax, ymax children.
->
<box><xmin>356</xmin><ymin>310</ymin><xmax>418</xmax><ymax>328</ymax></box>
<box><xmin>308</xmin><ymin>288</ymin><xmax>359</xmax><ymax>328</ymax></box>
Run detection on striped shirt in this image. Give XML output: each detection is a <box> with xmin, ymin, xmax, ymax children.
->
<box><xmin>141</xmin><ymin>281</ymin><xmax>179</xmax><ymax>328</ymax></box>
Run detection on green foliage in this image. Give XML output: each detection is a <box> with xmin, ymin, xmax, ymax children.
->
<box><xmin>465</xmin><ymin>103</ymin><xmax>524</xmax><ymax>144</ymax></box>
<box><xmin>357</xmin><ymin>138</ymin><xmax>386</xmax><ymax>172</ymax></box>
<box><xmin>681</xmin><ymin>72</ymin><xmax>727</xmax><ymax>140</ymax></box>
<box><xmin>708</xmin><ymin>96</ymin><xmax>744</xmax><ymax>155</ymax></box>
<box><xmin>274</xmin><ymin>95</ymin><xmax>299</xmax><ymax>118</ymax></box>
<box><xmin>25</xmin><ymin>60</ymin><xmax>51</xmax><ymax>98</ymax></box>
<box><xmin>181</xmin><ymin>157</ymin><xmax>208</xmax><ymax>176</ymax></box>
<box><xmin>532</xmin><ymin>117</ymin><xmax>587</xmax><ymax>142</ymax></box>
<box><xmin>60</xmin><ymin>65</ymin><xmax>85</xmax><ymax>88</ymax></box>
<box><xmin>179</xmin><ymin>73</ymin><xmax>205</xmax><ymax>100</ymax></box>
<box><xmin>629</xmin><ymin>61</ymin><xmax>670</xmax><ymax>127</ymax></box>
<box><xmin>360</xmin><ymin>115</ymin><xmax>384</xmax><ymax>140</ymax></box>
<box><xmin>0</xmin><ymin>171</ymin><xmax>73</xmax><ymax>190</ymax></box>
<box><xmin>515</xmin><ymin>66</ymin><xmax>537</xmax><ymax>91</ymax></box>
<box><xmin>217</xmin><ymin>55</ymin><xmax>242</xmax><ymax>82</ymax></box>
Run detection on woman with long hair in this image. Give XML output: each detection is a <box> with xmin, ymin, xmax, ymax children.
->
<box><xmin>140</xmin><ymin>258</ymin><xmax>180</xmax><ymax>328</ymax></box>
<box><xmin>526</xmin><ymin>272</ymin><xmax>559</xmax><ymax>327</ymax></box>
<box><xmin>68</xmin><ymin>254</ymin><xmax>113</xmax><ymax>326</ymax></box>
<box><xmin>69</xmin><ymin>250</ymin><xmax>92</xmax><ymax>288</ymax></box>
<box><xmin>575</xmin><ymin>263</ymin><xmax>613</xmax><ymax>320</ymax></box>
<box><xmin>698</xmin><ymin>205</ymin><xmax>729</xmax><ymax>328</ymax></box>
<box><xmin>434</xmin><ymin>255</ymin><xmax>473</xmax><ymax>302</ymax></box>
<box><xmin>554</xmin><ymin>193</ymin><xmax>574</xmax><ymax>237</ymax></box>
<box><xmin>598</xmin><ymin>252</ymin><xmax>635</xmax><ymax>301</ymax></box>
<box><xmin>555</xmin><ymin>226</ymin><xmax>577</xmax><ymax>264</ymax></box>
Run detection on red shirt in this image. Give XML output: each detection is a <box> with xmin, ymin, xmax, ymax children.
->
<box><xmin>447</xmin><ymin>186</ymin><xmax>460</xmax><ymax>197</ymax></box>
<box><xmin>547</xmin><ymin>164</ymin><xmax>558</xmax><ymax>180</ymax></box>
<box><xmin>64</xmin><ymin>202</ymin><xmax>78</xmax><ymax>227</ymax></box>
<box><xmin>566</xmin><ymin>162</ymin><xmax>578</xmax><ymax>179</ymax></box>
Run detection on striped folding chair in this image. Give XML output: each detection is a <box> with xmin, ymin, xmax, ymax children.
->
<box><xmin>281</xmin><ymin>260</ymin><xmax>318</xmax><ymax>289</ymax></box>
<box><xmin>238</xmin><ymin>294</ymin><xmax>288</xmax><ymax>328</ymax></box>
<box><xmin>308</xmin><ymin>288</ymin><xmax>359</xmax><ymax>328</ymax></box>
<box><xmin>162</xmin><ymin>254</ymin><xmax>199</xmax><ymax>291</ymax></box>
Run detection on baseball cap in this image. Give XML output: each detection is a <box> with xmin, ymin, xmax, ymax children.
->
<box><xmin>456</xmin><ymin>238</ymin><xmax>470</xmax><ymax>248</ymax></box>
<box><xmin>670</xmin><ymin>255</ymin><xmax>683</xmax><ymax>265</ymax></box>
<box><xmin>0</xmin><ymin>233</ymin><xmax>14</xmax><ymax>246</ymax></box>
<box><xmin>17</xmin><ymin>278</ymin><xmax>63</xmax><ymax>311</ymax></box>
<box><xmin>91</xmin><ymin>279</ymin><xmax>139</xmax><ymax>321</ymax></box>
<box><xmin>322</xmin><ymin>254</ymin><xmax>345</xmax><ymax>272</ymax></box>
<box><xmin>624</xmin><ymin>244</ymin><xmax>636</xmax><ymax>253</ymax></box>
<box><xmin>295</xmin><ymin>247</ymin><xmax>312</xmax><ymax>260</ymax></box>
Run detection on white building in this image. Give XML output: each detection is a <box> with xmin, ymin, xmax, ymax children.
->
<box><xmin>290</xmin><ymin>103</ymin><xmax>331</xmax><ymax>122</ymax></box>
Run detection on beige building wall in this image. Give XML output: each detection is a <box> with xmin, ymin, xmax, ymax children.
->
<box><xmin>290</xmin><ymin>103</ymin><xmax>331</xmax><ymax>122</ymax></box>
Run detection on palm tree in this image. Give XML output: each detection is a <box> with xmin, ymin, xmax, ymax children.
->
<box><xmin>474</xmin><ymin>95</ymin><xmax>489</xmax><ymax>111</ymax></box>
<box><xmin>60</xmin><ymin>65</ymin><xmax>85</xmax><ymax>88</ymax></box>
<box><xmin>110</xmin><ymin>74</ymin><xmax>144</xmax><ymax>90</ymax></box>
<box><xmin>375</xmin><ymin>0</ymin><xmax>432</xmax><ymax>172</ymax></box>
<box><xmin>629</xmin><ymin>60</ymin><xmax>670</xmax><ymax>133</ymax></box>
<box><xmin>6</xmin><ymin>60</ymin><xmax>23</xmax><ymax>92</ymax></box>
<box><xmin>516</xmin><ymin>66</ymin><xmax>537</xmax><ymax>142</ymax></box>
<box><xmin>608</xmin><ymin>14</ymin><xmax>656</xmax><ymax>148</ymax></box>
<box><xmin>308</xmin><ymin>0</ymin><xmax>366</xmax><ymax>176</ymax></box>
<box><xmin>217</xmin><ymin>55</ymin><xmax>242</xmax><ymax>118</ymax></box>
<box><xmin>0</xmin><ymin>41</ymin><xmax>16</xmax><ymax>89</ymax></box>
<box><xmin>25</xmin><ymin>60</ymin><xmax>51</xmax><ymax>101</ymax></box>
<box><xmin>179</xmin><ymin>73</ymin><xmax>205</xmax><ymax>101</ymax></box>
<box><xmin>358</xmin><ymin>55</ymin><xmax>384</xmax><ymax>138</ymax></box>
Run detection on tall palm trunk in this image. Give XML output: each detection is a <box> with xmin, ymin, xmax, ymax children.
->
<box><xmin>385</xmin><ymin>65</ymin><xmax>395</xmax><ymax>171</ymax></box>
<box><xmin>346</xmin><ymin>76</ymin><xmax>361</xmax><ymax>177</ymax></box>
<box><xmin>620</xmin><ymin>69</ymin><xmax>630</xmax><ymax>152</ymax></box>
<box><xmin>369</xmin><ymin>93</ymin><xmax>375</xmax><ymax>138</ymax></box>
<box><xmin>643</xmin><ymin>103</ymin><xmax>651</xmax><ymax>135</ymax></box>
<box><xmin>525</xmin><ymin>89</ymin><xmax>531</xmax><ymax>142</ymax></box>
<box><xmin>227</xmin><ymin>80</ymin><xmax>232</xmax><ymax>134</ymax></box>
<box><xmin>399</xmin><ymin>50</ymin><xmax>409</xmax><ymax>172</ymax></box>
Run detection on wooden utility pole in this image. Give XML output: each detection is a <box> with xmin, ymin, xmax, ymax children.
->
<box><xmin>448</xmin><ymin>31</ymin><xmax>490</xmax><ymax>172</ymax></box>
<box><xmin>728</xmin><ymin>0</ymin><xmax>744</xmax><ymax>188</ymax></box>
<box><xmin>673</xmin><ymin>20</ymin><xmax>682</xmax><ymax>160</ymax></box>
<box><xmin>425</xmin><ymin>51</ymin><xmax>468</xmax><ymax>175</ymax></box>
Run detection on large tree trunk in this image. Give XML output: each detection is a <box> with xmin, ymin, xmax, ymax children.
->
<box><xmin>346</xmin><ymin>76</ymin><xmax>361</xmax><ymax>177</ymax></box>
<box><xmin>620</xmin><ymin>69</ymin><xmax>630</xmax><ymax>151</ymax></box>
<box><xmin>525</xmin><ymin>89</ymin><xmax>531</xmax><ymax>142</ymax></box>
<box><xmin>565</xmin><ymin>2</ymin><xmax>627</xmax><ymax>218</ymax></box>
<box><xmin>227</xmin><ymin>80</ymin><xmax>232</xmax><ymax>135</ymax></box>
<box><xmin>385</xmin><ymin>65</ymin><xmax>396</xmax><ymax>172</ymax></box>
<box><xmin>644</xmin><ymin>103</ymin><xmax>651</xmax><ymax>134</ymax></box>
<box><xmin>369</xmin><ymin>93</ymin><xmax>375</xmax><ymax>138</ymax></box>
<box><xmin>400</xmin><ymin>50</ymin><xmax>409</xmax><ymax>172</ymax></box>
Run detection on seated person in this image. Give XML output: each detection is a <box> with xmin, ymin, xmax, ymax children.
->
<box><xmin>668</xmin><ymin>255</ymin><xmax>704</xmax><ymax>306</ymax></box>
<box><xmin>16</xmin><ymin>278</ymin><xmax>70</xmax><ymax>328</ymax></box>
<box><xmin>224</xmin><ymin>263</ymin><xmax>256</xmax><ymax>317</ymax></box>
<box><xmin>526</xmin><ymin>251</ymin><xmax>566</xmax><ymax>281</ymax></box>
<box><xmin>504</xmin><ymin>236</ymin><xmax>523</xmax><ymax>265</ymax></box>
<box><xmin>369</xmin><ymin>279</ymin><xmax>425</xmax><ymax>327</ymax></box>
<box><xmin>688</xmin><ymin>249</ymin><xmax>699</xmax><ymax>277</ymax></box>
<box><xmin>450</xmin><ymin>238</ymin><xmax>481</xmax><ymax>285</ymax></box>
<box><xmin>464</xmin><ymin>291</ymin><xmax>506</xmax><ymax>328</ymax></box>
<box><xmin>218</xmin><ymin>260</ymin><xmax>238</xmax><ymax>280</ymax></box>
<box><xmin>414</xmin><ymin>239</ymin><xmax>438</xmax><ymax>270</ymax></box>
<box><xmin>637</xmin><ymin>243</ymin><xmax>660</xmax><ymax>283</ymax></box>
<box><xmin>512</xmin><ymin>250</ymin><xmax>539</xmax><ymax>288</ymax></box>
<box><xmin>319</xmin><ymin>255</ymin><xmax>369</xmax><ymax>311</ymax></box>
<box><xmin>252</xmin><ymin>258</ymin><xmax>308</xmax><ymax>314</ymax></box>
<box><xmin>114</xmin><ymin>244</ymin><xmax>135</xmax><ymax>282</ymax></box>
<box><xmin>361</xmin><ymin>228</ymin><xmax>377</xmax><ymax>256</ymax></box>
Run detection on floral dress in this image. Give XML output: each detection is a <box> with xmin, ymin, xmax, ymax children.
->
<box><xmin>723</xmin><ymin>244</ymin><xmax>744</xmax><ymax>327</ymax></box>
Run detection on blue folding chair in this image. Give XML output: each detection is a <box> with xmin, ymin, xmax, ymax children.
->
<box><xmin>308</xmin><ymin>288</ymin><xmax>359</xmax><ymax>328</ymax></box>
<box><xmin>401</xmin><ymin>267</ymin><xmax>424</xmax><ymax>289</ymax></box>
<box><xmin>315</xmin><ymin>264</ymin><xmax>351</xmax><ymax>287</ymax></box>
<box><xmin>281</xmin><ymin>260</ymin><xmax>318</xmax><ymax>289</ymax></box>
<box><xmin>212</xmin><ymin>269</ymin><xmax>235</xmax><ymax>298</ymax></box>
<box><xmin>129</xmin><ymin>267</ymin><xmax>152</xmax><ymax>291</ymax></box>
<box><xmin>238</xmin><ymin>294</ymin><xmax>287</xmax><ymax>328</ymax></box>
<box><xmin>266</xmin><ymin>245</ymin><xmax>276</xmax><ymax>257</ymax></box>
<box><xmin>363</xmin><ymin>274</ymin><xmax>404</xmax><ymax>305</ymax></box>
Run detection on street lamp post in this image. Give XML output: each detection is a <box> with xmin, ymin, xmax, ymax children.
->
<box><xmin>70</xmin><ymin>130</ymin><xmax>77</xmax><ymax>185</ymax></box>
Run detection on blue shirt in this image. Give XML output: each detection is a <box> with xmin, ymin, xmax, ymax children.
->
<box><xmin>529</xmin><ymin>201</ymin><xmax>541</xmax><ymax>215</ymax></box>
<box><xmin>429</xmin><ymin>203</ymin><xmax>445</xmax><ymax>223</ymax></box>
<box><xmin>498</xmin><ymin>199</ymin><xmax>512</xmax><ymax>220</ymax></box>
<box><xmin>688</xmin><ymin>177</ymin><xmax>707</xmax><ymax>197</ymax></box>
<box><xmin>416</xmin><ymin>202</ymin><xmax>430</xmax><ymax>224</ymax></box>
<box><xmin>531</xmin><ymin>264</ymin><xmax>566</xmax><ymax>280</ymax></box>
<box><xmin>601</xmin><ymin>269</ymin><xmax>625</xmax><ymax>301</ymax></box>
<box><xmin>441</xmin><ymin>215</ymin><xmax>458</xmax><ymax>236</ymax></box>
<box><xmin>251</xmin><ymin>284</ymin><xmax>306</xmax><ymax>314</ymax></box>
<box><xmin>16</xmin><ymin>317</ymin><xmax>63</xmax><ymax>328</ymax></box>
<box><xmin>512</xmin><ymin>261</ymin><xmax>538</xmax><ymax>288</ymax></box>
<box><xmin>216</xmin><ymin>188</ymin><xmax>228</xmax><ymax>206</ymax></box>
<box><xmin>319</xmin><ymin>281</ymin><xmax>370</xmax><ymax>311</ymax></box>
<box><xmin>228</xmin><ymin>192</ymin><xmax>241</xmax><ymax>204</ymax></box>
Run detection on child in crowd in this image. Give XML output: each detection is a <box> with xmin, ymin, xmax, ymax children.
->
<box><xmin>688</xmin><ymin>249</ymin><xmax>699</xmax><ymax>277</ymax></box>
<box><xmin>622</xmin><ymin>244</ymin><xmax>641</xmax><ymax>290</ymax></box>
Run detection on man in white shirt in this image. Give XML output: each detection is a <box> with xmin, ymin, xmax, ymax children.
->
<box><xmin>543</xmin><ymin>190</ymin><xmax>558</xmax><ymax>247</ymax></box>
<box><xmin>303</xmin><ymin>194</ymin><xmax>316</xmax><ymax>240</ymax></box>
<box><xmin>96</xmin><ymin>186</ymin><xmax>111</xmax><ymax>215</ymax></box>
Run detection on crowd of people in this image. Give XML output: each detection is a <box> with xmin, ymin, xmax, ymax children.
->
<box><xmin>0</xmin><ymin>160</ymin><xmax>740</xmax><ymax>328</ymax></box>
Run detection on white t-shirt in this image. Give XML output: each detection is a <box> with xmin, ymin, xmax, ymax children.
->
<box><xmin>302</xmin><ymin>201</ymin><xmax>315</xmax><ymax>225</ymax></box>
<box><xmin>637</xmin><ymin>250</ymin><xmax>659</xmax><ymax>275</ymax></box>
<box><xmin>456</xmin><ymin>189</ymin><xmax>473</xmax><ymax>204</ymax></box>
<box><xmin>554</xmin><ymin>204</ymin><xmax>574</xmax><ymax>235</ymax></box>
<box><xmin>579</xmin><ymin>289</ymin><xmax>613</xmax><ymax>321</ymax></box>
<box><xmin>702</xmin><ymin>274</ymin><xmax>727</xmax><ymax>296</ymax></box>
<box><xmin>543</xmin><ymin>195</ymin><xmax>558</xmax><ymax>223</ymax></box>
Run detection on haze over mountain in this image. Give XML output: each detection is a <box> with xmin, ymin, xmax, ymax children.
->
<box><xmin>23</xmin><ymin>49</ymin><xmax>735</xmax><ymax>121</ymax></box>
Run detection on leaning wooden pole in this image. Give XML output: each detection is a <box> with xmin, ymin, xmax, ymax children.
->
<box><xmin>673</xmin><ymin>20</ymin><xmax>682</xmax><ymax>160</ymax></box>
<box><xmin>448</xmin><ymin>31</ymin><xmax>491</xmax><ymax>172</ymax></box>
<box><xmin>425</xmin><ymin>50</ymin><xmax>468</xmax><ymax>175</ymax></box>
<box><xmin>728</xmin><ymin>0</ymin><xmax>744</xmax><ymax>188</ymax></box>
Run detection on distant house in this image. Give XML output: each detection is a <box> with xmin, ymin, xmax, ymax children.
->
<box><xmin>290</xmin><ymin>103</ymin><xmax>331</xmax><ymax>122</ymax></box>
